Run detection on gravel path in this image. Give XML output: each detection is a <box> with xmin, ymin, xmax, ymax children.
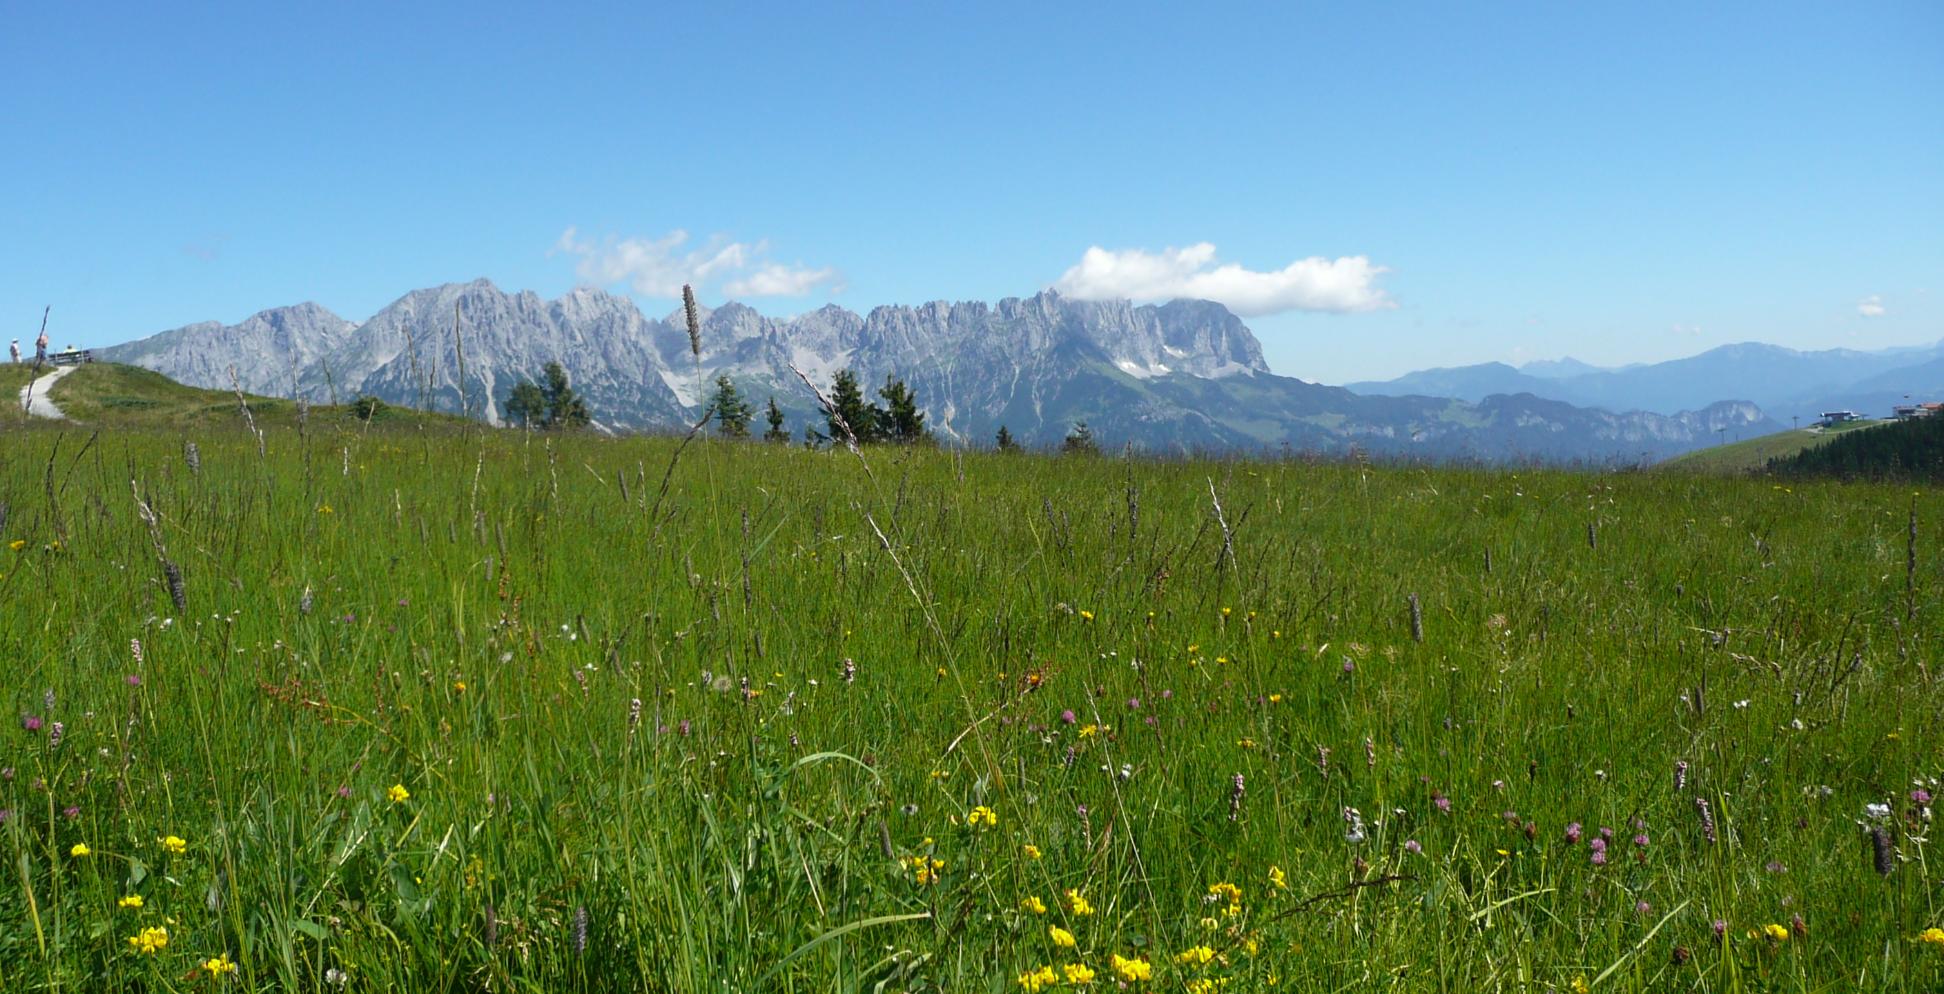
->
<box><xmin>18</xmin><ymin>365</ymin><xmax>75</xmax><ymax>419</ymax></box>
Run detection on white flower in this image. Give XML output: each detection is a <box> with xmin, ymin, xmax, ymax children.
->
<box><xmin>1865</xmin><ymin>802</ymin><xmax>1892</xmax><ymax>821</ymax></box>
<box><xmin>1733</xmin><ymin>700</ymin><xmax>1750</xmax><ymax>710</ymax></box>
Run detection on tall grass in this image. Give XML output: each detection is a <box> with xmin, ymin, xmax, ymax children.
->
<box><xmin>0</xmin><ymin>422</ymin><xmax>1940</xmax><ymax>992</ymax></box>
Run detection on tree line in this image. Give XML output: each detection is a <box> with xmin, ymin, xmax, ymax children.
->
<box><xmin>502</xmin><ymin>362</ymin><xmax>1100</xmax><ymax>452</ymax></box>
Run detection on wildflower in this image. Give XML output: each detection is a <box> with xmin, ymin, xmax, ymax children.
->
<box><xmin>1208</xmin><ymin>881</ymin><xmax>1243</xmax><ymax>911</ymax></box>
<box><xmin>127</xmin><ymin>925</ymin><xmax>169</xmax><ymax>954</ymax></box>
<box><xmin>387</xmin><ymin>783</ymin><xmax>411</xmax><ymax>804</ymax></box>
<box><xmin>324</xmin><ymin>967</ymin><xmax>349</xmax><ymax>986</ymax></box>
<box><xmin>1918</xmin><ymin>927</ymin><xmax>1944</xmax><ymax>946</ymax></box>
<box><xmin>1570</xmin><ymin>977</ymin><xmax>1590</xmax><ymax>994</ymax></box>
<box><xmin>316</xmin><ymin>504</ymin><xmax>333</xmax><ymax>515</ymax></box>
<box><xmin>1111</xmin><ymin>953</ymin><xmax>1152</xmax><ymax>982</ymax></box>
<box><xmin>119</xmin><ymin>894</ymin><xmax>144</xmax><ymax>909</ymax></box>
<box><xmin>967</xmin><ymin>805</ymin><xmax>997</xmax><ymax>828</ymax></box>
<box><xmin>1078</xmin><ymin>610</ymin><xmax>1094</xmax><ymax>622</ymax></box>
<box><xmin>21</xmin><ymin>715</ymin><xmax>42</xmax><ymax>732</ymax></box>
<box><xmin>70</xmin><ymin>843</ymin><xmax>91</xmax><ymax>858</ymax></box>
<box><xmin>1756</xmin><ymin>923</ymin><xmax>1789</xmax><ymax>942</ymax></box>
<box><xmin>1022</xmin><ymin>844</ymin><xmax>1042</xmax><ymax>860</ymax></box>
<box><xmin>1049</xmin><ymin>925</ymin><xmax>1076</xmax><ymax>947</ymax></box>
<box><xmin>8</xmin><ymin>539</ymin><xmax>23</xmax><ymax>551</ymax></box>
<box><xmin>1020</xmin><ymin>895</ymin><xmax>1047</xmax><ymax>914</ymax></box>
<box><xmin>453</xmin><ymin>680</ymin><xmax>467</xmax><ymax>693</ymax></box>
<box><xmin>1404</xmin><ymin>839</ymin><xmax>1423</xmax><ymax>854</ymax></box>
<box><xmin>159</xmin><ymin>835</ymin><xmax>187</xmax><ymax>854</ymax></box>
<box><xmin>1065</xmin><ymin>889</ymin><xmax>1094</xmax><ymax>916</ymax></box>
<box><xmin>1433</xmin><ymin>791</ymin><xmax>1451</xmax><ymax>814</ymax></box>
<box><xmin>908</xmin><ymin>855</ymin><xmax>943</xmax><ymax>885</ymax></box>
<box><xmin>1060</xmin><ymin>710</ymin><xmax>1077</xmax><ymax>725</ymax></box>
<box><xmin>1079</xmin><ymin>724</ymin><xmax>1100</xmax><ymax>739</ymax></box>
<box><xmin>1564</xmin><ymin>822</ymin><xmax>1583</xmax><ymax>845</ymax></box>
<box><xmin>1063</xmin><ymin>962</ymin><xmax>1095</xmax><ymax>984</ymax></box>
<box><xmin>1017</xmin><ymin>965</ymin><xmax>1058</xmax><ymax>991</ymax></box>
<box><xmin>203</xmin><ymin>954</ymin><xmax>238</xmax><ymax>976</ymax></box>
<box><xmin>1176</xmin><ymin>945</ymin><xmax>1217</xmax><ymax>967</ymax></box>
<box><xmin>1267</xmin><ymin>865</ymin><xmax>1287</xmax><ymax>890</ymax></box>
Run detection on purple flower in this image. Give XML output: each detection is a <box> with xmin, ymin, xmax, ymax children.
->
<box><xmin>1589</xmin><ymin>837</ymin><xmax>1607</xmax><ymax>854</ymax></box>
<box><xmin>1599</xmin><ymin>826</ymin><xmax>1614</xmax><ymax>841</ymax></box>
<box><xmin>678</xmin><ymin>720</ymin><xmax>692</xmax><ymax>736</ymax></box>
<box><xmin>1433</xmin><ymin>792</ymin><xmax>1451</xmax><ymax>814</ymax></box>
<box><xmin>1491</xmin><ymin>779</ymin><xmax>1506</xmax><ymax>792</ymax></box>
<box><xmin>1590</xmin><ymin>849</ymin><xmax>1608</xmax><ymax>866</ymax></box>
<box><xmin>125</xmin><ymin>674</ymin><xmax>142</xmax><ymax>687</ymax></box>
<box><xmin>48</xmin><ymin>722</ymin><xmax>63</xmax><ymax>749</ymax></box>
<box><xmin>1059</xmin><ymin>709</ymin><xmax>1076</xmax><ymax>724</ymax></box>
<box><xmin>1341</xmin><ymin>658</ymin><xmax>1355</xmax><ymax>674</ymax></box>
<box><xmin>1564</xmin><ymin>822</ymin><xmax>1583</xmax><ymax>844</ymax></box>
<box><xmin>336</xmin><ymin>785</ymin><xmax>352</xmax><ymax>799</ymax></box>
<box><xmin>21</xmin><ymin>715</ymin><xmax>42</xmax><ymax>732</ymax></box>
<box><xmin>1764</xmin><ymin>860</ymin><xmax>1787</xmax><ymax>874</ymax></box>
<box><xmin>1404</xmin><ymin>839</ymin><xmax>1422</xmax><ymax>854</ymax></box>
<box><xmin>1635</xmin><ymin>900</ymin><xmax>1652</xmax><ymax>915</ymax></box>
<box><xmin>1633</xmin><ymin>833</ymin><xmax>1649</xmax><ymax>848</ymax></box>
<box><xmin>1160</xmin><ymin>689</ymin><xmax>1172</xmax><ymax>700</ymax></box>
<box><xmin>1711</xmin><ymin>919</ymin><xmax>1728</xmax><ymax>939</ymax></box>
<box><xmin>0</xmin><ymin>808</ymin><xmax>10</xmax><ymax>825</ymax></box>
<box><xmin>1913</xmin><ymin>789</ymin><xmax>1933</xmax><ymax>806</ymax></box>
<box><xmin>1126</xmin><ymin>698</ymin><xmax>1140</xmax><ymax>710</ymax></box>
<box><xmin>62</xmin><ymin>805</ymin><xmax>79</xmax><ymax>820</ymax></box>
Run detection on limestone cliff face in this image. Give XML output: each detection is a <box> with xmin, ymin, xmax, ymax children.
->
<box><xmin>101</xmin><ymin>281</ymin><xmax>1774</xmax><ymax>460</ymax></box>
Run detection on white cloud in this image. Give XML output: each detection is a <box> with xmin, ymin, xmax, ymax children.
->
<box><xmin>1052</xmin><ymin>242</ymin><xmax>1394</xmax><ymax>316</ymax></box>
<box><xmin>552</xmin><ymin>227</ymin><xmax>840</xmax><ymax>298</ymax></box>
<box><xmin>1857</xmin><ymin>294</ymin><xmax>1886</xmax><ymax>318</ymax></box>
<box><xmin>725</xmin><ymin>263</ymin><xmax>844</xmax><ymax>297</ymax></box>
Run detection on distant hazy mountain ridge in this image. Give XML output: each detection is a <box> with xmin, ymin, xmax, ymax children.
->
<box><xmin>1349</xmin><ymin>340</ymin><xmax>1944</xmax><ymax>425</ymax></box>
<box><xmin>101</xmin><ymin>280</ymin><xmax>1771</xmax><ymax>460</ymax></box>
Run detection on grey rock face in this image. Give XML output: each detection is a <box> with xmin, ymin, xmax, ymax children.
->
<box><xmin>102</xmin><ymin>281</ymin><xmax>1768</xmax><ymax>461</ymax></box>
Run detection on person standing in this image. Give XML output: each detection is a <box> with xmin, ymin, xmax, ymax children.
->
<box><xmin>8</xmin><ymin>339</ymin><xmax>18</xmax><ymax>364</ymax></box>
<box><xmin>35</xmin><ymin>328</ymin><xmax>49</xmax><ymax>363</ymax></box>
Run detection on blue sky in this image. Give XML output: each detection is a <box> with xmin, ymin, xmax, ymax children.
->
<box><xmin>3</xmin><ymin>2</ymin><xmax>1939</xmax><ymax>383</ymax></box>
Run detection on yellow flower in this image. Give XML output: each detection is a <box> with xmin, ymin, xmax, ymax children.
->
<box><xmin>1236</xmin><ymin>737</ymin><xmax>1256</xmax><ymax>749</ymax></box>
<box><xmin>1571</xmin><ymin>977</ymin><xmax>1589</xmax><ymax>994</ymax></box>
<box><xmin>1267</xmin><ymin>865</ymin><xmax>1287</xmax><ymax>890</ymax></box>
<box><xmin>1208</xmin><ymin>881</ymin><xmax>1244</xmax><ymax>907</ymax></box>
<box><xmin>118</xmin><ymin>895</ymin><xmax>144</xmax><ymax>909</ymax></box>
<box><xmin>1017</xmin><ymin>965</ymin><xmax>1058</xmax><ymax>992</ymax></box>
<box><xmin>1049</xmin><ymin>925</ymin><xmax>1076</xmax><ymax>948</ymax></box>
<box><xmin>1757</xmin><ymin>923</ymin><xmax>1790</xmax><ymax>942</ymax></box>
<box><xmin>1078</xmin><ymin>610</ymin><xmax>1094</xmax><ymax>622</ymax></box>
<box><xmin>316</xmin><ymin>504</ymin><xmax>333</xmax><ymax>515</ymax></box>
<box><xmin>1065</xmin><ymin>889</ymin><xmax>1094</xmax><ymax>916</ymax></box>
<box><xmin>967</xmin><ymin>805</ymin><xmax>998</xmax><ymax>828</ymax></box>
<box><xmin>908</xmin><ymin>856</ymin><xmax>943</xmax><ymax>886</ymax></box>
<box><xmin>7</xmin><ymin>539</ymin><xmax>24</xmax><ymax>551</ymax></box>
<box><xmin>127</xmin><ymin>925</ymin><xmax>169</xmax><ymax>954</ymax></box>
<box><xmin>1063</xmin><ymin>962</ymin><xmax>1095</xmax><ymax>984</ymax></box>
<box><xmin>1111</xmin><ymin>953</ymin><xmax>1152</xmax><ymax>982</ymax></box>
<box><xmin>453</xmin><ymin>680</ymin><xmax>467</xmax><ymax>693</ymax></box>
<box><xmin>1020</xmin><ymin>895</ymin><xmax>1047</xmax><ymax>915</ymax></box>
<box><xmin>1177</xmin><ymin>945</ymin><xmax>1217</xmax><ymax>967</ymax></box>
<box><xmin>387</xmin><ymin>783</ymin><xmax>411</xmax><ymax>804</ymax></box>
<box><xmin>1079</xmin><ymin>724</ymin><xmax>1100</xmax><ymax>739</ymax></box>
<box><xmin>1187</xmin><ymin>981</ymin><xmax>1224</xmax><ymax>994</ymax></box>
<box><xmin>1267</xmin><ymin>693</ymin><xmax>1282</xmax><ymax>703</ymax></box>
<box><xmin>159</xmin><ymin>835</ymin><xmax>187</xmax><ymax>854</ymax></box>
<box><xmin>1022</xmin><ymin>844</ymin><xmax>1042</xmax><ymax>860</ymax></box>
<box><xmin>69</xmin><ymin>843</ymin><xmax>91</xmax><ymax>858</ymax></box>
<box><xmin>1920</xmin><ymin>927</ymin><xmax>1944</xmax><ymax>946</ymax></box>
<box><xmin>203</xmin><ymin>954</ymin><xmax>238</xmax><ymax>976</ymax></box>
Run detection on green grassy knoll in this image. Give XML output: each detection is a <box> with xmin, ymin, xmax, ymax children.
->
<box><xmin>1</xmin><ymin>424</ymin><xmax>1941</xmax><ymax>991</ymax></box>
<box><xmin>1660</xmin><ymin>420</ymin><xmax>1883</xmax><ymax>475</ymax></box>
<box><xmin>10</xmin><ymin>362</ymin><xmax>465</xmax><ymax>431</ymax></box>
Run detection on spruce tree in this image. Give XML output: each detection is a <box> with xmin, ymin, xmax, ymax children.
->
<box><xmin>763</xmin><ymin>396</ymin><xmax>790</xmax><ymax>442</ymax></box>
<box><xmin>877</xmin><ymin>376</ymin><xmax>930</xmax><ymax>444</ymax></box>
<box><xmin>995</xmin><ymin>424</ymin><xmax>1018</xmax><ymax>451</ymax></box>
<box><xmin>826</xmin><ymin>369</ymin><xmax>881</xmax><ymax>444</ymax></box>
<box><xmin>1062</xmin><ymin>420</ymin><xmax>1097</xmax><ymax>455</ymax></box>
<box><xmin>540</xmin><ymin>362</ymin><xmax>590</xmax><ymax>429</ymax></box>
<box><xmin>710</xmin><ymin>374</ymin><xmax>753</xmax><ymax>438</ymax></box>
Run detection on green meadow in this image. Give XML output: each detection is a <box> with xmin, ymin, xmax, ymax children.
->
<box><xmin>2</xmin><ymin>417</ymin><xmax>1941</xmax><ymax>992</ymax></box>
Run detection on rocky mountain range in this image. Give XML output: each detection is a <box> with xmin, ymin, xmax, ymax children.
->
<box><xmin>100</xmin><ymin>280</ymin><xmax>1773</xmax><ymax>461</ymax></box>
